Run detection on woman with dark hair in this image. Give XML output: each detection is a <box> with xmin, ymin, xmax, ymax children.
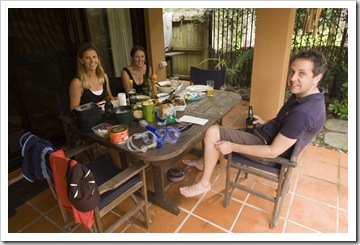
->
<box><xmin>121</xmin><ymin>45</ymin><xmax>153</xmax><ymax>94</ymax></box>
<box><xmin>69</xmin><ymin>42</ymin><xmax>114</xmax><ymax>111</ymax></box>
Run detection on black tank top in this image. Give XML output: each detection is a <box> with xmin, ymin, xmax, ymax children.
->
<box><xmin>80</xmin><ymin>81</ymin><xmax>107</xmax><ymax>105</ymax></box>
<box><xmin>122</xmin><ymin>65</ymin><xmax>150</xmax><ymax>94</ymax></box>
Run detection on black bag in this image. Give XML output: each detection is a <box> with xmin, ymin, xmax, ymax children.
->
<box><xmin>73</xmin><ymin>102</ymin><xmax>104</xmax><ymax>132</ymax></box>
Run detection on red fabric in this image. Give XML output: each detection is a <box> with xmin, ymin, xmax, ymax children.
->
<box><xmin>49</xmin><ymin>150</ymin><xmax>95</xmax><ymax>228</ymax></box>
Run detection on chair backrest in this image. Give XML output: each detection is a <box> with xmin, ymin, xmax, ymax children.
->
<box><xmin>56</xmin><ymin>92</ymin><xmax>72</xmax><ymax>118</ymax></box>
<box><xmin>190</xmin><ymin>66</ymin><xmax>226</xmax><ymax>90</ymax></box>
<box><xmin>109</xmin><ymin>76</ymin><xmax>125</xmax><ymax>97</ymax></box>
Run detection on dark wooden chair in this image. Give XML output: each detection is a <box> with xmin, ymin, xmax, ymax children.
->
<box><xmin>55</xmin><ymin>92</ymin><xmax>79</xmax><ymax>148</ymax></box>
<box><xmin>190</xmin><ymin>66</ymin><xmax>226</xmax><ymax>90</ymax></box>
<box><xmin>223</xmin><ymin>140</ymin><xmax>305</xmax><ymax>229</ymax></box>
<box><xmin>49</xmin><ymin>142</ymin><xmax>150</xmax><ymax>232</ymax></box>
<box><xmin>109</xmin><ymin>76</ymin><xmax>125</xmax><ymax>97</ymax></box>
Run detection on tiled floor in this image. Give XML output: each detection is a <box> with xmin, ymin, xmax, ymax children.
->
<box><xmin>6</xmin><ymin>100</ymin><xmax>351</xmax><ymax>241</ymax></box>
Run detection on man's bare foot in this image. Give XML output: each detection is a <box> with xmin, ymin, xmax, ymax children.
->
<box><xmin>183</xmin><ymin>159</ymin><xmax>204</xmax><ymax>171</ymax></box>
<box><xmin>180</xmin><ymin>182</ymin><xmax>211</xmax><ymax>197</ymax></box>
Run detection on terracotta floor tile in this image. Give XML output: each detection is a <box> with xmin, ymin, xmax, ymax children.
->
<box><xmin>193</xmin><ymin>191</ymin><xmax>242</xmax><ymax>231</ymax></box>
<box><xmin>288</xmin><ymin>195</ymin><xmax>337</xmax><ymax>232</ymax></box>
<box><xmin>303</xmin><ymin>145</ymin><xmax>339</xmax><ymax>166</ymax></box>
<box><xmin>8</xmin><ymin>203</ymin><xmax>41</xmax><ymax>232</ymax></box>
<box><xmin>339</xmin><ymin>152</ymin><xmax>348</xmax><ymax>169</ymax></box>
<box><xmin>45</xmin><ymin>206</ymin><xmax>73</xmax><ymax>231</ymax></box>
<box><xmin>339</xmin><ymin>167</ymin><xmax>348</xmax><ymax>187</ymax></box>
<box><xmin>295</xmin><ymin>175</ymin><xmax>337</xmax><ymax>206</ymax></box>
<box><xmin>338</xmin><ymin>210</ymin><xmax>348</xmax><ymax>233</ymax></box>
<box><xmin>301</xmin><ymin>158</ymin><xmax>338</xmax><ymax>184</ymax></box>
<box><xmin>28</xmin><ymin>189</ymin><xmax>58</xmax><ymax>213</ymax></box>
<box><xmin>339</xmin><ymin>185</ymin><xmax>348</xmax><ymax>211</ymax></box>
<box><xmin>21</xmin><ymin>217</ymin><xmax>62</xmax><ymax>233</ymax></box>
<box><xmin>146</xmin><ymin>205</ymin><xmax>187</xmax><ymax>233</ymax></box>
<box><xmin>232</xmin><ymin>205</ymin><xmax>284</xmax><ymax>233</ymax></box>
<box><xmin>178</xmin><ymin>215</ymin><xmax>227</xmax><ymax>233</ymax></box>
<box><xmin>284</xmin><ymin>221</ymin><xmax>316</xmax><ymax>233</ymax></box>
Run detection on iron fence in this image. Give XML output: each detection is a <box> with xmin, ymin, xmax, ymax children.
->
<box><xmin>207</xmin><ymin>8</ymin><xmax>348</xmax><ymax>98</ymax></box>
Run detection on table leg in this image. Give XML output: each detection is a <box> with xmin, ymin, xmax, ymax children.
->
<box><xmin>147</xmin><ymin>164</ymin><xmax>180</xmax><ymax>215</ymax></box>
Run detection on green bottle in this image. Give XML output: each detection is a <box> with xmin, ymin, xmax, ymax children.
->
<box><xmin>246</xmin><ymin>105</ymin><xmax>256</xmax><ymax>133</ymax></box>
<box><xmin>142</xmin><ymin>74</ymin><xmax>149</xmax><ymax>96</ymax></box>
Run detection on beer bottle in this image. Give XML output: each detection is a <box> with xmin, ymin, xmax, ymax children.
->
<box><xmin>128</xmin><ymin>79</ymin><xmax>137</xmax><ymax>110</ymax></box>
<box><xmin>104</xmin><ymin>94</ymin><xmax>114</xmax><ymax>119</ymax></box>
<box><xmin>142</xmin><ymin>74</ymin><xmax>149</xmax><ymax>96</ymax></box>
<box><xmin>246</xmin><ymin>105</ymin><xmax>256</xmax><ymax>133</ymax></box>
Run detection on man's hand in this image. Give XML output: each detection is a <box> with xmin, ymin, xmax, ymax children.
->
<box><xmin>214</xmin><ymin>141</ymin><xmax>234</xmax><ymax>155</ymax></box>
<box><xmin>253</xmin><ymin>115</ymin><xmax>267</xmax><ymax>125</ymax></box>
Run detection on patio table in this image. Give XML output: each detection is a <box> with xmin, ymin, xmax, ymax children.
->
<box><xmin>83</xmin><ymin>89</ymin><xmax>242</xmax><ymax>215</ymax></box>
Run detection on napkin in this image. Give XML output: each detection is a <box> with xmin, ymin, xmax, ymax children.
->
<box><xmin>179</xmin><ymin>115</ymin><xmax>208</xmax><ymax>125</ymax></box>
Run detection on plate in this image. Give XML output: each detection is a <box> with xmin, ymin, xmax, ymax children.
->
<box><xmin>136</xmin><ymin>95</ymin><xmax>151</xmax><ymax>102</ymax></box>
<box><xmin>184</xmin><ymin>92</ymin><xmax>205</xmax><ymax>101</ymax></box>
<box><xmin>186</xmin><ymin>85</ymin><xmax>208</xmax><ymax>92</ymax></box>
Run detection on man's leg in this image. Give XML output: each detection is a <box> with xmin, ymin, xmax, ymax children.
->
<box><xmin>180</xmin><ymin>125</ymin><xmax>221</xmax><ymax>197</ymax></box>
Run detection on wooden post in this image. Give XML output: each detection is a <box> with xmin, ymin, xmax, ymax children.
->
<box><xmin>151</xmin><ymin>74</ymin><xmax>158</xmax><ymax>99</ymax></box>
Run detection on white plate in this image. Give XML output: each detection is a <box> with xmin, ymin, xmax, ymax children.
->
<box><xmin>136</xmin><ymin>95</ymin><xmax>151</xmax><ymax>101</ymax></box>
<box><xmin>186</xmin><ymin>85</ymin><xmax>208</xmax><ymax>92</ymax></box>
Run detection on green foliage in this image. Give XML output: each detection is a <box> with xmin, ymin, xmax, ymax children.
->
<box><xmin>199</xmin><ymin>48</ymin><xmax>253</xmax><ymax>85</ymax></box>
<box><xmin>328</xmin><ymin>82</ymin><xmax>348</xmax><ymax>119</ymax></box>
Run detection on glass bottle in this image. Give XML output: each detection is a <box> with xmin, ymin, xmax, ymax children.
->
<box><xmin>142</xmin><ymin>74</ymin><xmax>149</xmax><ymax>96</ymax></box>
<box><xmin>104</xmin><ymin>94</ymin><xmax>114</xmax><ymax>119</ymax></box>
<box><xmin>246</xmin><ymin>105</ymin><xmax>256</xmax><ymax>133</ymax></box>
<box><xmin>128</xmin><ymin>79</ymin><xmax>137</xmax><ymax>111</ymax></box>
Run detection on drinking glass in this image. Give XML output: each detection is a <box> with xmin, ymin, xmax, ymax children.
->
<box><xmin>206</xmin><ymin>80</ymin><xmax>214</xmax><ymax>96</ymax></box>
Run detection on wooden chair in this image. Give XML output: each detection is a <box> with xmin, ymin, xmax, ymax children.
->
<box><xmin>223</xmin><ymin>140</ymin><xmax>304</xmax><ymax>229</ymax></box>
<box><xmin>55</xmin><ymin>92</ymin><xmax>79</xmax><ymax>148</ymax></box>
<box><xmin>109</xmin><ymin>76</ymin><xmax>125</xmax><ymax>97</ymax></box>
<box><xmin>190</xmin><ymin>66</ymin><xmax>226</xmax><ymax>90</ymax></box>
<box><xmin>48</xmin><ymin>142</ymin><xmax>150</xmax><ymax>233</ymax></box>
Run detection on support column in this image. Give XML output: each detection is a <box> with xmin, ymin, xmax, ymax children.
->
<box><xmin>250</xmin><ymin>9</ymin><xmax>296</xmax><ymax>120</ymax></box>
<box><xmin>144</xmin><ymin>9</ymin><xmax>167</xmax><ymax>82</ymax></box>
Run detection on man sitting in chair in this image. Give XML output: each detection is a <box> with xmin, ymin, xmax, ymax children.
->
<box><xmin>180</xmin><ymin>49</ymin><xmax>327</xmax><ymax>197</ymax></box>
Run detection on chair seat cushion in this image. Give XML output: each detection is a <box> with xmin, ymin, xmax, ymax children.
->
<box><xmin>231</xmin><ymin>153</ymin><xmax>281</xmax><ymax>175</ymax></box>
<box><xmin>85</xmin><ymin>155</ymin><xmax>140</xmax><ymax>209</ymax></box>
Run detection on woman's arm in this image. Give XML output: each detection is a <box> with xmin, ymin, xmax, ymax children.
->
<box><xmin>121</xmin><ymin>68</ymin><xmax>130</xmax><ymax>92</ymax></box>
<box><xmin>69</xmin><ymin>78</ymin><xmax>83</xmax><ymax>111</ymax></box>
<box><xmin>104</xmin><ymin>73</ymin><xmax>114</xmax><ymax>100</ymax></box>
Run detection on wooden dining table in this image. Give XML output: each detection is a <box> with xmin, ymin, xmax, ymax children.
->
<box><xmin>83</xmin><ymin>88</ymin><xmax>242</xmax><ymax>215</ymax></box>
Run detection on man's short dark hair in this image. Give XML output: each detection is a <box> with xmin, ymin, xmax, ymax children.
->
<box><xmin>290</xmin><ymin>49</ymin><xmax>327</xmax><ymax>78</ymax></box>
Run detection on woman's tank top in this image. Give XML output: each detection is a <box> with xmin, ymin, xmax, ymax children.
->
<box><xmin>122</xmin><ymin>65</ymin><xmax>150</xmax><ymax>94</ymax></box>
<box><xmin>80</xmin><ymin>81</ymin><xmax>107</xmax><ymax>105</ymax></box>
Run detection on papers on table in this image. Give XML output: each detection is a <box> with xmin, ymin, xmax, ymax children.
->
<box><xmin>179</xmin><ymin>115</ymin><xmax>208</xmax><ymax>125</ymax></box>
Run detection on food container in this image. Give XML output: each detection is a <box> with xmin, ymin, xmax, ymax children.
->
<box><xmin>167</xmin><ymin>168</ymin><xmax>186</xmax><ymax>182</ymax></box>
<box><xmin>92</xmin><ymin>123</ymin><xmax>112</xmax><ymax>138</ymax></box>
<box><xmin>109</xmin><ymin>125</ymin><xmax>129</xmax><ymax>144</ymax></box>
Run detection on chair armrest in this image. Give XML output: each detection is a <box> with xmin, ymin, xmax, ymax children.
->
<box><xmin>64</xmin><ymin>141</ymin><xmax>99</xmax><ymax>158</ymax></box>
<box><xmin>59</xmin><ymin>115</ymin><xmax>76</xmax><ymax>125</ymax></box>
<box><xmin>237</xmin><ymin>153</ymin><xmax>298</xmax><ymax>168</ymax></box>
<box><xmin>97</xmin><ymin>161</ymin><xmax>149</xmax><ymax>195</ymax></box>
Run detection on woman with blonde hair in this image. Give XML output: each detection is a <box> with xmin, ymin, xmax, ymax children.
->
<box><xmin>69</xmin><ymin>42</ymin><xmax>113</xmax><ymax>111</ymax></box>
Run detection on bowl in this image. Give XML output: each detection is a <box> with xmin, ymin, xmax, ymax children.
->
<box><xmin>157</xmin><ymin>81</ymin><xmax>174</xmax><ymax>93</ymax></box>
<box><xmin>157</xmin><ymin>92</ymin><xmax>169</xmax><ymax>102</ymax></box>
<box><xmin>167</xmin><ymin>168</ymin><xmax>186</xmax><ymax>182</ymax></box>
